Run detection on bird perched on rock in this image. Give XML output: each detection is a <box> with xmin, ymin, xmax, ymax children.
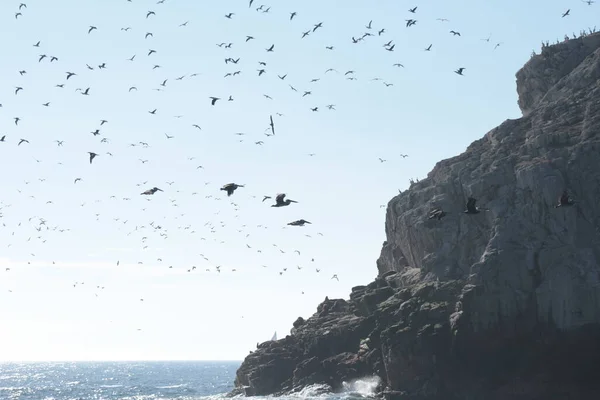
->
<box><xmin>288</xmin><ymin>219</ymin><xmax>311</xmax><ymax>226</ymax></box>
<box><xmin>141</xmin><ymin>187</ymin><xmax>163</xmax><ymax>195</ymax></box>
<box><xmin>221</xmin><ymin>183</ymin><xmax>244</xmax><ymax>196</ymax></box>
<box><xmin>272</xmin><ymin>193</ymin><xmax>297</xmax><ymax>207</ymax></box>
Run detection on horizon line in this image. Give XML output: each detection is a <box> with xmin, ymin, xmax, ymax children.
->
<box><xmin>0</xmin><ymin>360</ymin><xmax>243</xmax><ymax>363</ymax></box>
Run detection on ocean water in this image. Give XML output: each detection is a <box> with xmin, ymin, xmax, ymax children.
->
<box><xmin>0</xmin><ymin>361</ymin><xmax>379</xmax><ymax>400</ymax></box>
<box><xmin>0</xmin><ymin>362</ymin><xmax>237</xmax><ymax>400</ymax></box>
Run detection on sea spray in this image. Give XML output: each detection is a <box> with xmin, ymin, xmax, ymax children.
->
<box><xmin>340</xmin><ymin>376</ymin><xmax>380</xmax><ymax>397</ymax></box>
<box><xmin>293</xmin><ymin>383</ymin><xmax>332</xmax><ymax>398</ymax></box>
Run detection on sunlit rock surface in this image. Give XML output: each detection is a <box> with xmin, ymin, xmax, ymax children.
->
<box><xmin>231</xmin><ymin>32</ymin><xmax>600</xmax><ymax>400</ymax></box>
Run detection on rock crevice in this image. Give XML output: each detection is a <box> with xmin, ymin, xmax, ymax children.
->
<box><xmin>231</xmin><ymin>32</ymin><xmax>600</xmax><ymax>400</ymax></box>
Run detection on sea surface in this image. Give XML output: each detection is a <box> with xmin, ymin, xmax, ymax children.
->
<box><xmin>0</xmin><ymin>361</ymin><xmax>379</xmax><ymax>400</ymax></box>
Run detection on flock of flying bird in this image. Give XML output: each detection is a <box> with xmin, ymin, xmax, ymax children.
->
<box><xmin>4</xmin><ymin>0</ymin><xmax>424</xmax><ymax>302</ymax></box>
<box><xmin>0</xmin><ymin>0</ymin><xmax>596</xmax><ymax>325</ymax></box>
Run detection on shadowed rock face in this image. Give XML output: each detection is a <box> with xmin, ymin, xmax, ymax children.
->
<box><xmin>231</xmin><ymin>32</ymin><xmax>600</xmax><ymax>400</ymax></box>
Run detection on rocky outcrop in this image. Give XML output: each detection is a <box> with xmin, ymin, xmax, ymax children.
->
<box><xmin>231</xmin><ymin>32</ymin><xmax>600</xmax><ymax>399</ymax></box>
<box><xmin>516</xmin><ymin>31</ymin><xmax>600</xmax><ymax>116</ymax></box>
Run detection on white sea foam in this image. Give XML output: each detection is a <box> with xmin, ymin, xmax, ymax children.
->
<box><xmin>156</xmin><ymin>383</ymin><xmax>188</xmax><ymax>389</ymax></box>
<box><xmin>341</xmin><ymin>376</ymin><xmax>380</xmax><ymax>397</ymax></box>
<box><xmin>0</xmin><ymin>386</ymin><xmax>27</xmax><ymax>391</ymax></box>
<box><xmin>294</xmin><ymin>383</ymin><xmax>333</xmax><ymax>398</ymax></box>
<box><xmin>199</xmin><ymin>377</ymin><xmax>380</xmax><ymax>400</ymax></box>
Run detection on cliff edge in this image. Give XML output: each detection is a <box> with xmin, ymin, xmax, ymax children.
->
<box><xmin>231</xmin><ymin>32</ymin><xmax>600</xmax><ymax>400</ymax></box>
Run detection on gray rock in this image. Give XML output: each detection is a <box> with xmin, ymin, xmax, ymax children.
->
<box><xmin>379</xmin><ymin>32</ymin><xmax>600</xmax><ymax>335</ymax></box>
<box><xmin>232</xmin><ymin>32</ymin><xmax>600</xmax><ymax>399</ymax></box>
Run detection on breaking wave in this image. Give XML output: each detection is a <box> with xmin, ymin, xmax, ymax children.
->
<box><xmin>207</xmin><ymin>378</ymin><xmax>379</xmax><ymax>400</ymax></box>
<box><xmin>341</xmin><ymin>376</ymin><xmax>381</xmax><ymax>397</ymax></box>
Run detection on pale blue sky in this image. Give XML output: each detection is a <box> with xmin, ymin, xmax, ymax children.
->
<box><xmin>0</xmin><ymin>0</ymin><xmax>596</xmax><ymax>361</ymax></box>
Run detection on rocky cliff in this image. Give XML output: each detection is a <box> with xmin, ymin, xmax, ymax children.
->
<box><xmin>230</xmin><ymin>32</ymin><xmax>600</xmax><ymax>400</ymax></box>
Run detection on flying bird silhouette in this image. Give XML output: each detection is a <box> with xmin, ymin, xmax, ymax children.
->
<box><xmin>288</xmin><ymin>219</ymin><xmax>311</xmax><ymax>226</ymax></box>
<box><xmin>272</xmin><ymin>194</ymin><xmax>298</xmax><ymax>207</ymax></box>
<box><xmin>141</xmin><ymin>187</ymin><xmax>163</xmax><ymax>195</ymax></box>
<box><xmin>221</xmin><ymin>183</ymin><xmax>244</xmax><ymax>196</ymax></box>
<box><xmin>269</xmin><ymin>115</ymin><xmax>275</xmax><ymax>135</ymax></box>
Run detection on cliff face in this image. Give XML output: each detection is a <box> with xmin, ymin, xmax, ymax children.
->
<box><xmin>231</xmin><ymin>32</ymin><xmax>600</xmax><ymax>400</ymax></box>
